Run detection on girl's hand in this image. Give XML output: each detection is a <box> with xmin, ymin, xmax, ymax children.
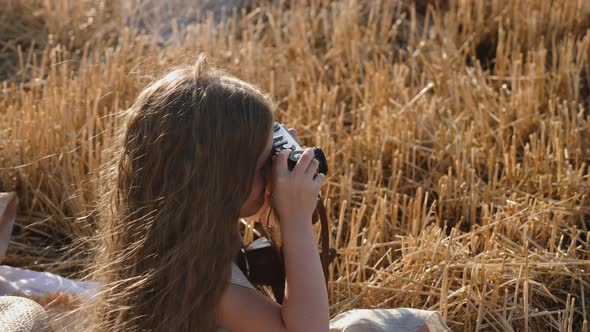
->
<box><xmin>271</xmin><ymin>147</ymin><xmax>326</xmax><ymax>226</ymax></box>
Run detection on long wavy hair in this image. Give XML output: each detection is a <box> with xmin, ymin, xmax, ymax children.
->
<box><xmin>90</xmin><ymin>54</ymin><xmax>274</xmax><ymax>331</ymax></box>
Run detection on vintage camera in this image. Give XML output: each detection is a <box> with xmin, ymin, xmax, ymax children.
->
<box><xmin>271</xmin><ymin>122</ymin><xmax>328</xmax><ymax>175</ymax></box>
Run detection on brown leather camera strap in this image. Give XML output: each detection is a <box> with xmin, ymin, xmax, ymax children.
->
<box><xmin>313</xmin><ymin>195</ymin><xmax>336</xmax><ymax>285</ymax></box>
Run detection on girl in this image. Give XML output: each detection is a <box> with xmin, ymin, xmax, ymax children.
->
<box><xmin>91</xmin><ymin>54</ymin><xmax>450</xmax><ymax>332</ymax></box>
<box><xmin>92</xmin><ymin>53</ymin><xmax>328</xmax><ymax>332</ymax></box>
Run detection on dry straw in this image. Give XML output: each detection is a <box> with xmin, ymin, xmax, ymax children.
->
<box><xmin>1</xmin><ymin>0</ymin><xmax>589</xmax><ymax>331</ymax></box>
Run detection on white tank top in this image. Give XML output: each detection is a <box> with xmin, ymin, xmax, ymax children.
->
<box><xmin>229</xmin><ymin>263</ymin><xmax>256</xmax><ymax>290</ymax></box>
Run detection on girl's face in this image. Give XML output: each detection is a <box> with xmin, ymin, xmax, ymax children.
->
<box><xmin>239</xmin><ymin>129</ymin><xmax>274</xmax><ymax>218</ymax></box>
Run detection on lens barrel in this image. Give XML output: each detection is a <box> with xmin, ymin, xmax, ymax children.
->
<box><xmin>313</xmin><ymin>147</ymin><xmax>328</xmax><ymax>175</ymax></box>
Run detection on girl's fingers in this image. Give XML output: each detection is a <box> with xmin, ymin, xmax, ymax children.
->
<box><xmin>273</xmin><ymin>149</ymin><xmax>291</xmax><ymax>177</ymax></box>
<box><xmin>294</xmin><ymin>148</ymin><xmax>315</xmax><ymax>177</ymax></box>
<box><xmin>313</xmin><ymin>173</ymin><xmax>326</xmax><ymax>185</ymax></box>
<box><xmin>304</xmin><ymin>158</ymin><xmax>319</xmax><ymax>177</ymax></box>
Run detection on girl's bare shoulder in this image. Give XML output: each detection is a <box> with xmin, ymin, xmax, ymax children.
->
<box><xmin>216</xmin><ymin>273</ymin><xmax>286</xmax><ymax>332</ymax></box>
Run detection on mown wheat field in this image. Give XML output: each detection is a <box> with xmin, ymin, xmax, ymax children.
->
<box><xmin>1</xmin><ymin>1</ymin><xmax>589</xmax><ymax>331</ymax></box>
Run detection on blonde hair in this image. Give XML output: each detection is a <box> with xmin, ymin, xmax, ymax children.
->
<box><xmin>91</xmin><ymin>54</ymin><xmax>274</xmax><ymax>331</ymax></box>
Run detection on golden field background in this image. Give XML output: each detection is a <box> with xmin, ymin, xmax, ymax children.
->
<box><xmin>1</xmin><ymin>0</ymin><xmax>589</xmax><ymax>331</ymax></box>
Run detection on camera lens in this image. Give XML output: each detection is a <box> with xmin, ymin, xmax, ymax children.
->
<box><xmin>313</xmin><ymin>147</ymin><xmax>328</xmax><ymax>175</ymax></box>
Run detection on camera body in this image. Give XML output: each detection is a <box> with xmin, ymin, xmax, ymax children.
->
<box><xmin>271</xmin><ymin>122</ymin><xmax>328</xmax><ymax>175</ymax></box>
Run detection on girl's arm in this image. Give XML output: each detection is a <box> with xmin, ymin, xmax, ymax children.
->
<box><xmin>217</xmin><ymin>148</ymin><xmax>329</xmax><ymax>332</ymax></box>
<box><xmin>217</xmin><ymin>222</ymin><xmax>328</xmax><ymax>332</ymax></box>
<box><xmin>280</xmin><ymin>215</ymin><xmax>330</xmax><ymax>331</ymax></box>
